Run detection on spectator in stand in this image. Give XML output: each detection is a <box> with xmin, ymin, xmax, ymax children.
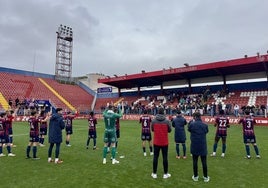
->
<box><xmin>234</xmin><ymin>104</ymin><xmax>240</xmax><ymax>117</ymax></box>
<box><xmin>260</xmin><ymin>104</ymin><xmax>266</xmax><ymax>115</ymax></box>
<box><xmin>210</xmin><ymin>103</ymin><xmax>216</xmax><ymax>117</ymax></box>
<box><xmin>15</xmin><ymin>98</ymin><xmax>19</xmax><ymax>107</ymax></box>
<box><xmin>225</xmin><ymin>103</ymin><xmax>232</xmax><ymax>115</ymax></box>
<box><xmin>151</xmin><ymin>107</ymin><xmax>172</xmax><ymax>179</ymax></box>
<box><xmin>8</xmin><ymin>98</ymin><xmax>12</xmax><ymax>108</ymax></box>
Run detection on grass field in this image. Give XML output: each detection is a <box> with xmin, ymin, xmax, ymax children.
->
<box><xmin>1</xmin><ymin>119</ymin><xmax>268</xmax><ymax>188</ymax></box>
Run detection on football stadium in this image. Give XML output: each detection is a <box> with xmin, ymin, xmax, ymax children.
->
<box><xmin>1</xmin><ymin>9</ymin><xmax>268</xmax><ymax>186</ymax></box>
<box><xmin>1</xmin><ymin>46</ymin><xmax>268</xmax><ymax>187</ymax></box>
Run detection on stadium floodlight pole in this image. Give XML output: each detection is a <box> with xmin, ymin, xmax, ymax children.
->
<box><xmin>55</xmin><ymin>24</ymin><xmax>73</xmax><ymax>82</ymax></box>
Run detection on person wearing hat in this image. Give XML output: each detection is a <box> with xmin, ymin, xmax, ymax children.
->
<box><xmin>172</xmin><ymin>110</ymin><xmax>187</xmax><ymax>159</ymax></box>
<box><xmin>48</xmin><ymin>108</ymin><xmax>65</xmax><ymax>164</ymax></box>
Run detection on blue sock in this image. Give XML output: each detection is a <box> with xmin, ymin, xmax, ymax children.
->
<box><xmin>245</xmin><ymin>145</ymin><xmax>250</xmax><ymax>156</ymax></box>
<box><xmin>93</xmin><ymin>139</ymin><xmax>96</xmax><ymax>147</ymax></box>
<box><xmin>9</xmin><ymin>136</ymin><xmax>13</xmax><ymax>144</ymax></box>
<box><xmin>33</xmin><ymin>146</ymin><xmax>37</xmax><ymax>158</ymax></box>
<box><xmin>26</xmin><ymin>146</ymin><xmax>31</xmax><ymax>157</ymax></box>
<box><xmin>7</xmin><ymin>145</ymin><xmax>11</xmax><ymax>153</ymax></box>
<box><xmin>253</xmin><ymin>145</ymin><xmax>259</xmax><ymax>155</ymax></box>
<box><xmin>222</xmin><ymin>144</ymin><xmax>226</xmax><ymax>153</ymax></box>
<box><xmin>143</xmin><ymin>147</ymin><xmax>146</xmax><ymax>153</ymax></box>
<box><xmin>149</xmin><ymin>146</ymin><xmax>153</xmax><ymax>153</ymax></box>
<box><xmin>213</xmin><ymin>143</ymin><xmax>218</xmax><ymax>152</ymax></box>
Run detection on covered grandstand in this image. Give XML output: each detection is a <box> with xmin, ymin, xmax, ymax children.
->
<box><xmin>0</xmin><ymin>54</ymin><xmax>267</xmax><ymax>124</ymax></box>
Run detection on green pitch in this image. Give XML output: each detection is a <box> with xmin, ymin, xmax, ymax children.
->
<box><xmin>1</xmin><ymin>119</ymin><xmax>268</xmax><ymax>188</ymax></box>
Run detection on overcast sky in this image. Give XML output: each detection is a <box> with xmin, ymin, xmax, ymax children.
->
<box><xmin>0</xmin><ymin>0</ymin><xmax>268</xmax><ymax>77</ymax></box>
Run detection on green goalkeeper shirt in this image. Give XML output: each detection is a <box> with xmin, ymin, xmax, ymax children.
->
<box><xmin>103</xmin><ymin>109</ymin><xmax>123</xmax><ymax>131</ymax></box>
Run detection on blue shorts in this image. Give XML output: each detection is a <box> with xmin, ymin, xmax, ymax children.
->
<box><xmin>8</xmin><ymin>128</ymin><xmax>13</xmax><ymax>135</ymax></box>
<box><xmin>0</xmin><ymin>135</ymin><xmax>9</xmax><ymax>143</ymax></box>
<box><xmin>243</xmin><ymin>135</ymin><xmax>256</xmax><ymax>144</ymax></box>
<box><xmin>30</xmin><ymin>136</ymin><xmax>39</xmax><ymax>143</ymax></box>
<box><xmin>216</xmin><ymin>133</ymin><xmax>227</xmax><ymax>138</ymax></box>
<box><xmin>66</xmin><ymin>127</ymin><xmax>73</xmax><ymax>135</ymax></box>
<box><xmin>88</xmin><ymin>130</ymin><xmax>97</xmax><ymax>138</ymax></box>
<box><xmin>141</xmin><ymin>133</ymin><xmax>152</xmax><ymax>141</ymax></box>
<box><xmin>40</xmin><ymin>127</ymin><xmax>47</xmax><ymax>135</ymax></box>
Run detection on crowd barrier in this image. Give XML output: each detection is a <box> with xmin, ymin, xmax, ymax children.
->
<box><xmin>14</xmin><ymin>114</ymin><xmax>268</xmax><ymax>126</ymax></box>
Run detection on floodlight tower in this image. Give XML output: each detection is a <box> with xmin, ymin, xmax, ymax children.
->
<box><xmin>55</xmin><ymin>24</ymin><xmax>73</xmax><ymax>81</ymax></box>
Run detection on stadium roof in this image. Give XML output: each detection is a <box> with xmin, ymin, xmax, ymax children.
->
<box><xmin>98</xmin><ymin>54</ymin><xmax>268</xmax><ymax>89</ymax></box>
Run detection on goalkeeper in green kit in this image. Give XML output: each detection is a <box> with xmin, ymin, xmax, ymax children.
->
<box><xmin>102</xmin><ymin>105</ymin><xmax>123</xmax><ymax>164</ymax></box>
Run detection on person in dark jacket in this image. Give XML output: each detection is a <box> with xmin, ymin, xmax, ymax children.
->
<box><xmin>48</xmin><ymin>108</ymin><xmax>65</xmax><ymax>164</ymax></box>
<box><xmin>188</xmin><ymin>112</ymin><xmax>210</xmax><ymax>183</ymax></box>
<box><xmin>151</xmin><ymin>107</ymin><xmax>172</xmax><ymax>179</ymax></box>
<box><xmin>172</xmin><ymin>110</ymin><xmax>187</xmax><ymax>159</ymax></box>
